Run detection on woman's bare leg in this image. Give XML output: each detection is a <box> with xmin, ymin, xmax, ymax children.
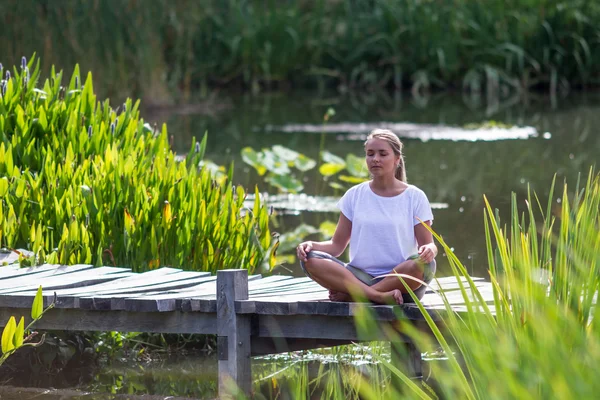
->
<box><xmin>371</xmin><ymin>259</ymin><xmax>425</xmax><ymax>294</ymax></box>
<box><xmin>304</xmin><ymin>257</ymin><xmax>403</xmax><ymax>305</ymax></box>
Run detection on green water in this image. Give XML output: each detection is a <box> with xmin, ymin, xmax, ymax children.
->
<box><xmin>4</xmin><ymin>90</ymin><xmax>599</xmax><ymax>399</ymax></box>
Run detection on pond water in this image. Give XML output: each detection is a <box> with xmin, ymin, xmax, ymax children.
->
<box><xmin>4</xmin><ymin>90</ymin><xmax>599</xmax><ymax>399</ymax></box>
<box><xmin>158</xmin><ymin>90</ymin><xmax>600</xmax><ymax>278</ymax></box>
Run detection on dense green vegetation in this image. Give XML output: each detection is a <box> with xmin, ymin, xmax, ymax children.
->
<box><xmin>1</xmin><ymin>0</ymin><xmax>598</xmax><ymax>102</ymax></box>
<box><xmin>0</xmin><ymin>57</ymin><xmax>273</xmax><ymax>272</ymax></box>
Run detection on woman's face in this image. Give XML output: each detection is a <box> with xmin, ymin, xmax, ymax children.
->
<box><xmin>365</xmin><ymin>138</ymin><xmax>399</xmax><ymax>177</ymax></box>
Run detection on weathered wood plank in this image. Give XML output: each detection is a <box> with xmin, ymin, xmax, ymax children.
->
<box><xmin>0</xmin><ymin>264</ymin><xmax>96</xmax><ymax>290</ymax></box>
<box><xmin>0</xmin><ymin>307</ymin><xmax>218</xmax><ymax>334</ymax></box>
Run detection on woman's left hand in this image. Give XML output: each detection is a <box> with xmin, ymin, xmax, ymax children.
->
<box><xmin>418</xmin><ymin>243</ymin><xmax>437</xmax><ymax>263</ymax></box>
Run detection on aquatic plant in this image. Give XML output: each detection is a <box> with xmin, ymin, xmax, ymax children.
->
<box><xmin>0</xmin><ymin>56</ymin><xmax>273</xmax><ymax>273</ymax></box>
<box><xmin>0</xmin><ymin>286</ymin><xmax>52</xmax><ymax>367</ymax></box>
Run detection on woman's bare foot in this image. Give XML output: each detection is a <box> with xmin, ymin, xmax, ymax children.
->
<box><xmin>329</xmin><ymin>290</ymin><xmax>352</xmax><ymax>302</ymax></box>
<box><xmin>374</xmin><ymin>289</ymin><xmax>404</xmax><ymax>305</ymax></box>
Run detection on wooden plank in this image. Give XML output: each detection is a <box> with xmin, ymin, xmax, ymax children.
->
<box><xmin>256</xmin><ymin>314</ymin><xmax>389</xmax><ymax>341</ymax></box>
<box><xmin>0</xmin><ymin>264</ymin><xmax>95</xmax><ymax>288</ymax></box>
<box><xmin>0</xmin><ymin>307</ymin><xmax>218</xmax><ymax>334</ymax></box>
<box><xmin>0</xmin><ymin>270</ymin><xmax>132</xmax><ymax>294</ymax></box>
<box><xmin>217</xmin><ymin>270</ymin><xmax>252</xmax><ymax>398</ymax></box>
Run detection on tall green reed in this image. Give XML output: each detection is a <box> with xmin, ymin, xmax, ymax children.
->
<box><xmin>382</xmin><ymin>169</ymin><xmax>600</xmax><ymax>399</ymax></box>
<box><xmin>1</xmin><ymin>0</ymin><xmax>597</xmax><ymax>100</ymax></box>
<box><xmin>0</xmin><ymin>56</ymin><xmax>274</xmax><ymax>272</ymax></box>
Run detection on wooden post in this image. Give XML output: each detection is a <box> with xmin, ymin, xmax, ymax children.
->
<box><xmin>217</xmin><ymin>269</ymin><xmax>252</xmax><ymax>398</ymax></box>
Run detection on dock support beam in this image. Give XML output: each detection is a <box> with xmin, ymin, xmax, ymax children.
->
<box><xmin>217</xmin><ymin>269</ymin><xmax>252</xmax><ymax>398</ymax></box>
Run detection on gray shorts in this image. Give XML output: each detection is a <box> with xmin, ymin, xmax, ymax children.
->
<box><xmin>300</xmin><ymin>250</ymin><xmax>436</xmax><ymax>303</ymax></box>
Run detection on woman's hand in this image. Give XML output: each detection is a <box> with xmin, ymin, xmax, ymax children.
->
<box><xmin>418</xmin><ymin>243</ymin><xmax>437</xmax><ymax>263</ymax></box>
<box><xmin>296</xmin><ymin>241</ymin><xmax>313</xmax><ymax>262</ymax></box>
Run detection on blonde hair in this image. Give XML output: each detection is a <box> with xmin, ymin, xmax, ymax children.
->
<box><xmin>364</xmin><ymin>129</ymin><xmax>407</xmax><ymax>182</ymax></box>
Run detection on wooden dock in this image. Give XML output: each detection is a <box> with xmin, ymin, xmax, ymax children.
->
<box><xmin>0</xmin><ymin>263</ymin><xmax>493</xmax><ymax>397</ymax></box>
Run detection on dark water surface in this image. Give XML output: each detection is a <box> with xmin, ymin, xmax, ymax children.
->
<box><xmin>5</xmin><ymin>91</ymin><xmax>599</xmax><ymax>399</ymax></box>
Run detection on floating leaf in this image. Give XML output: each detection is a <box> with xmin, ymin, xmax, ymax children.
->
<box><xmin>294</xmin><ymin>154</ymin><xmax>317</xmax><ymax>172</ymax></box>
<box><xmin>266</xmin><ymin>174</ymin><xmax>303</xmax><ymax>193</ymax></box>
<box><xmin>272</xmin><ymin>145</ymin><xmax>299</xmax><ymax>162</ymax></box>
<box><xmin>241</xmin><ymin>147</ymin><xmax>267</xmax><ymax>176</ymax></box>
<box><xmin>345</xmin><ymin>153</ymin><xmax>368</xmax><ymax>177</ymax></box>
<box><xmin>319</xmin><ymin>221</ymin><xmax>338</xmax><ymax>239</ymax></box>
<box><xmin>339</xmin><ymin>175</ymin><xmax>368</xmax><ymax>184</ymax></box>
<box><xmin>261</xmin><ymin>149</ymin><xmax>290</xmax><ymax>175</ymax></box>
<box><xmin>319</xmin><ymin>163</ymin><xmax>345</xmax><ymax>177</ymax></box>
<box><xmin>321</xmin><ymin>151</ymin><xmax>346</xmax><ymax>165</ymax></box>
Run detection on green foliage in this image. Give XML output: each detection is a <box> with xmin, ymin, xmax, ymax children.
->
<box><xmin>0</xmin><ymin>56</ymin><xmax>272</xmax><ymax>273</ymax></box>
<box><xmin>241</xmin><ymin>145</ymin><xmax>315</xmax><ymax>193</ymax></box>
<box><xmin>381</xmin><ymin>169</ymin><xmax>600</xmax><ymax>399</ymax></box>
<box><xmin>1</xmin><ymin>0</ymin><xmax>598</xmax><ymax>99</ymax></box>
<box><xmin>1</xmin><ymin>286</ymin><xmax>52</xmax><ymax>366</ymax></box>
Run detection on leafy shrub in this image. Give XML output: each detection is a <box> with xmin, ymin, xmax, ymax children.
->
<box><xmin>0</xmin><ymin>56</ymin><xmax>273</xmax><ymax>273</ymax></box>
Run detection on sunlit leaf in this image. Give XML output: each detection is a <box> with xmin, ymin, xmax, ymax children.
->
<box><xmin>321</xmin><ymin>151</ymin><xmax>346</xmax><ymax>165</ymax></box>
<box><xmin>319</xmin><ymin>221</ymin><xmax>338</xmax><ymax>239</ymax></box>
<box><xmin>13</xmin><ymin>317</ymin><xmax>24</xmax><ymax>348</ymax></box>
<box><xmin>241</xmin><ymin>147</ymin><xmax>267</xmax><ymax>176</ymax></box>
<box><xmin>261</xmin><ymin>149</ymin><xmax>290</xmax><ymax>175</ymax></box>
<box><xmin>1</xmin><ymin>316</ymin><xmax>16</xmax><ymax>353</ymax></box>
<box><xmin>0</xmin><ymin>177</ymin><xmax>9</xmax><ymax>197</ymax></box>
<box><xmin>319</xmin><ymin>163</ymin><xmax>345</xmax><ymax>176</ymax></box>
<box><xmin>294</xmin><ymin>154</ymin><xmax>317</xmax><ymax>172</ymax></box>
<box><xmin>31</xmin><ymin>286</ymin><xmax>43</xmax><ymax>320</ymax></box>
<box><xmin>345</xmin><ymin>153</ymin><xmax>368</xmax><ymax>177</ymax></box>
<box><xmin>339</xmin><ymin>175</ymin><xmax>368</xmax><ymax>184</ymax></box>
<box><xmin>272</xmin><ymin>145</ymin><xmax>299</xmax><ymax>162</ymax></box>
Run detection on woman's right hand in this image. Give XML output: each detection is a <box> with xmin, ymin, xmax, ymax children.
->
<box><xmin>296</xmin><ymin>241</ymin><xmax>313</xmax><ymax>262</ymax></box>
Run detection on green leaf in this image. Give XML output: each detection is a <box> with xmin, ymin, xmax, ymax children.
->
<box><xmin>241</xmin><ymin>147</ymin><xmax>267</xmax><ymax>176</ymax></box>
<box><xmin>294</xmin><ymin>154</ymin><xmax>317</xmax><ymax>172</ymax></box>
<box><xmin>13</xmin><ymin>317</ymin><xmax>24</xmax><ymax>348</ymax></box>
<box><xmin>339</xmin><ymin>175</ymin><xmax>368</xmax><ymax>184</ymax></box>
<box><xmin>1</xmin><ymin>316</ymin><xmax>16</xmax><ymax>353</ymax></box>
<box><xmin>261</xmin><ymin>149</ymin><xmax>290</xmax><ymax>175</ymax></box>
<box><xmin>319</xmin><ymin>163</ymin><xmax>345</xmax><ymax>177</ymax></box>
<box><xmin>272</xmin><ymin>145</ymin><xmax>299</xmax><ymax>162</ymax></box>
<box><xmin>265</xmin><ymin>174</ymin><xmax>303</xmax><ymax>193</ymax></box>
<box><xmin>345</xmin><ymin>153</ymin><xmax>369</xmax><ymax>177</ymax></box>
<box><xmin>319</xmin><ymin>221</ymin><xmax>338</xmax><ymax>239</ymax></box>
<box><xmin>31</xmin><ymin>286</ymin><xmax>43</xmax><ymax>320</ymax></box>
<box><xmin>0</xmin><ymin>177</ymin><xmax>8</xmax><ymax>197</ymax></box>
<box><xmin>321</xmin><ymin>151</ymin><xmax>346</xmax><ymax>165</ymax></box>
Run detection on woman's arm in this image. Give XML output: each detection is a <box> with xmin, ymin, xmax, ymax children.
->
<box><xmin>414</xmin><ymin>221</ymin><xmax>437</xmax><ymax>263</ymax></box>
<box><xmin>297</xmin><ymin>213</ymin><xmax>352</xmax><ymax>261</ymax></box>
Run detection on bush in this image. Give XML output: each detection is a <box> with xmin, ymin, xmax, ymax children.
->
<box><xmin>0</xmin><ymin>56</ymin><xmax>273</xmax><ymax>273</ymax></box>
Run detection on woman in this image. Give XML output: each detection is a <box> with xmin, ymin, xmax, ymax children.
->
<box><xmin>296</xmin><ymin>129</ymin><xmax>437</xmax><ymax>305</ymax></box>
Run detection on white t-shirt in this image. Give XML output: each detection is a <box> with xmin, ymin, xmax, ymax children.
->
<box><xmin>337</xmin><ymin>181</ymin><xmax>434</xmax><ymax>277</ymax></box>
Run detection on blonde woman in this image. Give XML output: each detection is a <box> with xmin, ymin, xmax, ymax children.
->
<box><xmin>297</xmin><ymin>129</ymin><xmax>437</xmax><ymax>305</ymax></box>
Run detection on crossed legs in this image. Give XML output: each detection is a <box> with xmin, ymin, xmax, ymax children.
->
<box><xmin>303</xmin><ymin>256</ymin><xmax>426</xmax><ymax>305</ymax></box>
